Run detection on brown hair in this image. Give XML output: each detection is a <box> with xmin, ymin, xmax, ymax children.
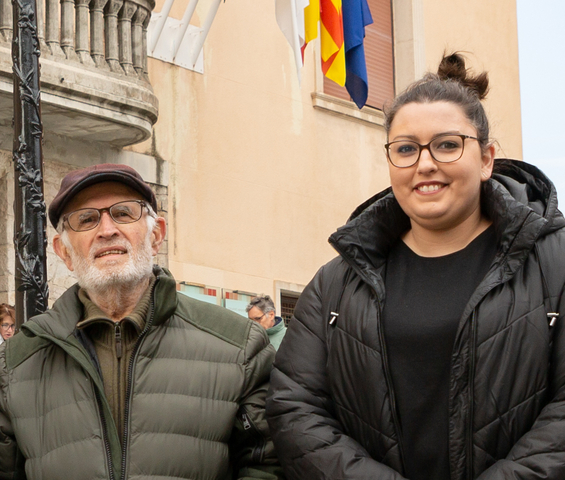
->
<box><xmin>384</xmin><ymin>53</ymin><xmax>491</xmax><ymax>152</ymax></box>
<box><xmin>0</xmin><ymin>303</ymin><xmax>15</xmax><ymax>323</ymax></box>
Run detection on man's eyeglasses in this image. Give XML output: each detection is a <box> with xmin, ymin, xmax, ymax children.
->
<box><xmin>62</xmin><ymin>200</ymin><xmax>149</xmax><ymax>232</ymax></box>
<box><xmin>250</xmin><ymin>313</ymin><xmax>266</xmax><ymax>323</ymax></box>
<box><xmin>385</xmin><ymin>134</ymin><xmax>479</xmax><ymax>168</ymax></box>
<box><xmin>1</xmin><ymin>324</ymin><xmax>15</xmax><ymax>330</ymax></box>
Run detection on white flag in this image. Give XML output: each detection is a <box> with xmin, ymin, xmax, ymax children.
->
<box><xmin>276</xmin><ymin>0</ymin><xmax>309</xmax><ymax>82</ymax></box>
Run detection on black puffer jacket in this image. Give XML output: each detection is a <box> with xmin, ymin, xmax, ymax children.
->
<box><xmin>266</xmin><ymin>160</ymin><xmax>565</xmax><ymax>480</ymax></box>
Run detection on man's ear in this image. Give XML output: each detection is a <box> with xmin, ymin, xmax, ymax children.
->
<box><xmin>150</xmin><ymin>217</ymin><xmax>167</xmax><ymax>256</ymax></box>
<box><xmin>53</xmin><ymin>234</ymin><xmax>75</xmax><ymax>272</ymax></box>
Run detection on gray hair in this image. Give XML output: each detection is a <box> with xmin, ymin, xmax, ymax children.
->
<box><xmin>246</xmin><ymin>294</ymin><xmax>275</xmax><ymax>314</ymax></box>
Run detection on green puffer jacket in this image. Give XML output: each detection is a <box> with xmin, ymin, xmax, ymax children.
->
<box><xmin>0</xmin><ymin>267</ymin><xmax>282</xmax><ymax>480</ymax></box>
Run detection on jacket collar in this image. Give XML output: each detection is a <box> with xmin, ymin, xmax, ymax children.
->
<box><xmin>22</xmin><ymin>266</ymin><xmax>178</xmax><ymax>340</ymax></box>
<box><xmin>328</xmin><ymin>159</ymin><xmax>561</xmax><ymax>280</ymax></box>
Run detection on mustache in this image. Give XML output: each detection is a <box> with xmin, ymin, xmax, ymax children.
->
<box><xmin>88</xmin><ymin>239</ymin><xmax>131</xmax><ymax>260</ymax></box>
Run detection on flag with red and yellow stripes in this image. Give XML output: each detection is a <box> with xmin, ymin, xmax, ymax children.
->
<box><xmin>277</xmin><ymin>0</ymin><xmax>369</xmax><ymax>98</ymax></box>
<box><xmin>320</xmin><ymin>0</ymin><xmax>345</xmax><ymax>86</ymax></box>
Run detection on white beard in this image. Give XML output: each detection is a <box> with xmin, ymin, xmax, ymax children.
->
<box><xmin>62</xmin><ymin>228</ymin><xmax>154</xmax><ymax>295</ymax></box>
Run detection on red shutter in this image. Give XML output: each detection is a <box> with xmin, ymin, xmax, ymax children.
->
<box><xmin>323</xmin><ymin>0</ymin><xmax>394</xmax><ymax>110</ymax></box>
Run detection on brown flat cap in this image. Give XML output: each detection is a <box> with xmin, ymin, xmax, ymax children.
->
<box><xmin>49</xmin><ymin>163</ymin><xmax>158</xmax><ymax>228</ymax></box>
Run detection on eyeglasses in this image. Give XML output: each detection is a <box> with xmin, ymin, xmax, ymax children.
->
<box><xmin>1</xmin><ymin>324</ymin><xmax>15</xmax><ymax>330</ymax></box>
<box><xmin>385</xmin><ymin>134</ymin><xmax>479</xmax><ymax>168</ymax></box>
<box><xmin>250</xmin><ymin>313</ymin><xmax>266</xmax><ymax>323</ymax></box>
<box><xmin>62</xmin><ymin>200</ymin><xmax>148</xmax><ymax>232</ymax></box>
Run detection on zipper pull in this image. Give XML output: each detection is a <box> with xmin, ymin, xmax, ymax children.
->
<box><xmin>329</xmin><ymin>311</ymin><xmax>339</xmax><ymax>327</ymax></box>
<box><xmin>115</xmin><ymin>323</ymin><xmax>123</xmax><ymax>359</ymax></box>
<box><xmin>241</xmin><ymin>412</ymin><xmax>251</xmax><ymax>430</ymax></box>
<box><xmin>547</xmin><ymin>312</ymin><xmax>559</xmax><ymax>327</ymax></box>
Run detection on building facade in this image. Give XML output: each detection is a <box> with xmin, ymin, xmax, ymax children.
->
<box><xmin>0</xmin><ymin>0</ymin><xmax>521</xmax><ymax>319</ymax></box>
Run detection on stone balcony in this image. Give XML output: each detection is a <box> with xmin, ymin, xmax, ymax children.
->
<box><xmin>0</xmin><ymin>0</ymin><xmax>158</xmax><ymax>147</ymax></box>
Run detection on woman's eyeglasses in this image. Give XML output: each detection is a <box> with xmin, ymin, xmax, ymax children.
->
<box><xmin>385</xmin><ymin>134</ymin><xmax>479</xmax><ymax>168</ymax></box>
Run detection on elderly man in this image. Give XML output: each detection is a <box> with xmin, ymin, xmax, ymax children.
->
<box><xmin>246</xmin><ymin>295</ymin><xmax>287</xmax><ymax>350</ymax></box>
<box><xmin>0</xmin><ymin>164</ymin><xmax>282</xmax><ymax>479</ymax></box>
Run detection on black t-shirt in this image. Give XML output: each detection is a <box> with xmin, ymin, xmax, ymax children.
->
<box><xmin>382</xmin><ymin>226</ymin><xmax>497</xmax><ymax>480</ymax></box>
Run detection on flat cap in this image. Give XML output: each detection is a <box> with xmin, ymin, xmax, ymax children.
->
<box><xmin>49</xmin><ymin>163</ymin><xmax>158</xmax><ymax>228</ymax></box>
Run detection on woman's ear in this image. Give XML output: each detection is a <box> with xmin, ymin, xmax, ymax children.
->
<box><xmin>481</xmin><ymin>144</ymin><xmax>495</xmax><ymax>181</ymax></box>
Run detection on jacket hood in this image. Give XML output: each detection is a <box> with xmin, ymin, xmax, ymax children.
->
<box><xmin>489</xmin><ymin>159</ymin><xmax>564</xmax><ymax>235</ymax></box>
<box><xmin>21</xmin><ymin>265</ymin><xmax>178</xmax><ymax>341</ymax></box>
<box><xmin>329</xmin><ymin>159</ymin><xmax>565</xmax><ymax>277</ymax></box>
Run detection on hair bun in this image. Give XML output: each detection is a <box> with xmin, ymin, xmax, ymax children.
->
<box><xmin>437</xmin><ymin>53</ymin><xmax>489</xmax><ymax>100</ymax></box>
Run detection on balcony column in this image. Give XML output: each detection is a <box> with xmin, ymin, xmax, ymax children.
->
<box><xmin>142</xmin><ymin>11</ymin><xmax>150</xmax><ymax>79</ymax></box>
<box><xmin>105</xmin><ymin>0</ymin><xmax>123</xmax><ymax>72</ymax></box>
<box><xmin>45</xmin><ymin>0</ymin><xmax>63</xmax><ymax>55</ymax></box>
<box><xmin>90</xmin><ymin>0</ymin><xmax>109</xmax><ymax>67</ymax></box>
<box><xmin>60</xmin><ymin>0</ymin><xmax>77</xmax><ymax>59</ymax></box>
<box><xmin>0</xmin><ymin>0</ymin><xmax>11</xmax><ymax>42</ymax></box>
<box><xmin>118</xmin><ymin>0</ymin><xmax>136</xmax><ymax>75</ymax></box>
<box><xmin>131</xmin><ymin>5</ymin><xmax>148</xmax><ymax>77</ymax></box>
<box><xmin>36</xmin><ymin>0</ymin><xmax>45</xmax><ymax>47</ymax></box>
<box><xmin>75</xmin><ymin>0</ymin><xmax>94</xmax><ymax>64</ymax></box>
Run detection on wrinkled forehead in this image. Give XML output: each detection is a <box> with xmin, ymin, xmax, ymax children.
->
<box><xmin>63</xmin><ymin>182</ymin><xmax>144</xmax><ymax>215</ymax></box>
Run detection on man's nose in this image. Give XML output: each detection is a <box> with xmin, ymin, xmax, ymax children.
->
<box><xmin>96</xmin><ymin>210</ymin><xmax>119</xmax><ymax>235</ymax></box>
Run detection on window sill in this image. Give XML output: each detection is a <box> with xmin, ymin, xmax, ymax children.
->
<box><xmin>311</xmin><ymin>92</ymin><xmax>386</xmax><ymax>128</ymax></box>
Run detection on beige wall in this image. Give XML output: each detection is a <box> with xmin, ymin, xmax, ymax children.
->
<box><xmin>131</xmin><ymin>0</ymin><xmax>522</xmax><ymax>307</ymax></box>
<box><xmin>421</xmin><ymin>0</ymin><xmax>522</xmax><ymax>159</ymax></box>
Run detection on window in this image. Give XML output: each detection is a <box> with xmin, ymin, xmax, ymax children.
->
<box><xmin>280</xmin><ymin>292</ymin><xmax>300</xmax><ymax>325</ymax></box>
<box><xmin>323</xmin><ymin>0</ymin><xmax>394</xmax><ymax>110</ymax></box>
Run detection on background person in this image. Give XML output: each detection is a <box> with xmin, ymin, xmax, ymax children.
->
<box><xmin>247</xmin><ymin>294</ymin><xmax>287</xmax><ymax>350</ymax></box>
<box><xmin>0</xmin><ymin>164</ymin><xmax>282</xmax><ymax>479</ymax></box>
<box><xmin>267</xmin><ymin>53</ymin><xmax>565</xmax><ymax>479</ymax></box>
<box><xmin>0</xmin><ymin>303</ymin><xmax>15</xmax><ymax>344</ymax></box>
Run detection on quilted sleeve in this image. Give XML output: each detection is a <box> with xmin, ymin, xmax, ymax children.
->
<box><xmin>0</xmin><ymin>343</ymin><xmax>25</xmax><ymax>480</ymax></box>
<box><xmin>266</xmin><ymin>264</ymin><xmax>407</xmax><ymax>480</ymax></box>
<box><xmin>230</xmin><ymin>322</ymin><xmax>285</xmax><ymax>480</ymax></box>
<box><xmin>477</xmin><ymin>238</ymin><xmax>565</xmax><ymax>480</ymax></box>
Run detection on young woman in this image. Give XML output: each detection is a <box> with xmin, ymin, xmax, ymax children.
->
<box><xmin>266</xmin><ymin>54</ymin><xmax>565</xmax><ymax>479</ymax></box>
<box><xmin>0</xmin><ymin>304</ymin><xmax>16</xmax><ymax>344</ymax></box>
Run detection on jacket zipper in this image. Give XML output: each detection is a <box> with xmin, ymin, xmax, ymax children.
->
<box><xmin>115</xmin><ymin>323</ymin><xmax>123</xmax><ymax>434</ymax></box>
<box><xmin>240</xmin><ymin>410</ymin><xmax>266</xmax><ymax>463</ymax></box>
<box><xmin>120</xmin><ymin>287</ymin><xmax>157</xmax><ymax>480</ymax></box>
<box><xmin>115</xmin><ymin>323</ymin><xmax>123</xmax><ymax>359</ymax></box>
<box><xmin>95</xmin><ymin>384</ymin><xmax>116</xmax><ymax>480</ymax></box>
<box><xmin>466</xmin><ymin>310</ymin><xmax>477</xmax><ymax>479</ymax></box>
<box><xmin>374</xmin><ymin>294</ymin><xmax>407</xmax><ymax>475</ymax></box>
